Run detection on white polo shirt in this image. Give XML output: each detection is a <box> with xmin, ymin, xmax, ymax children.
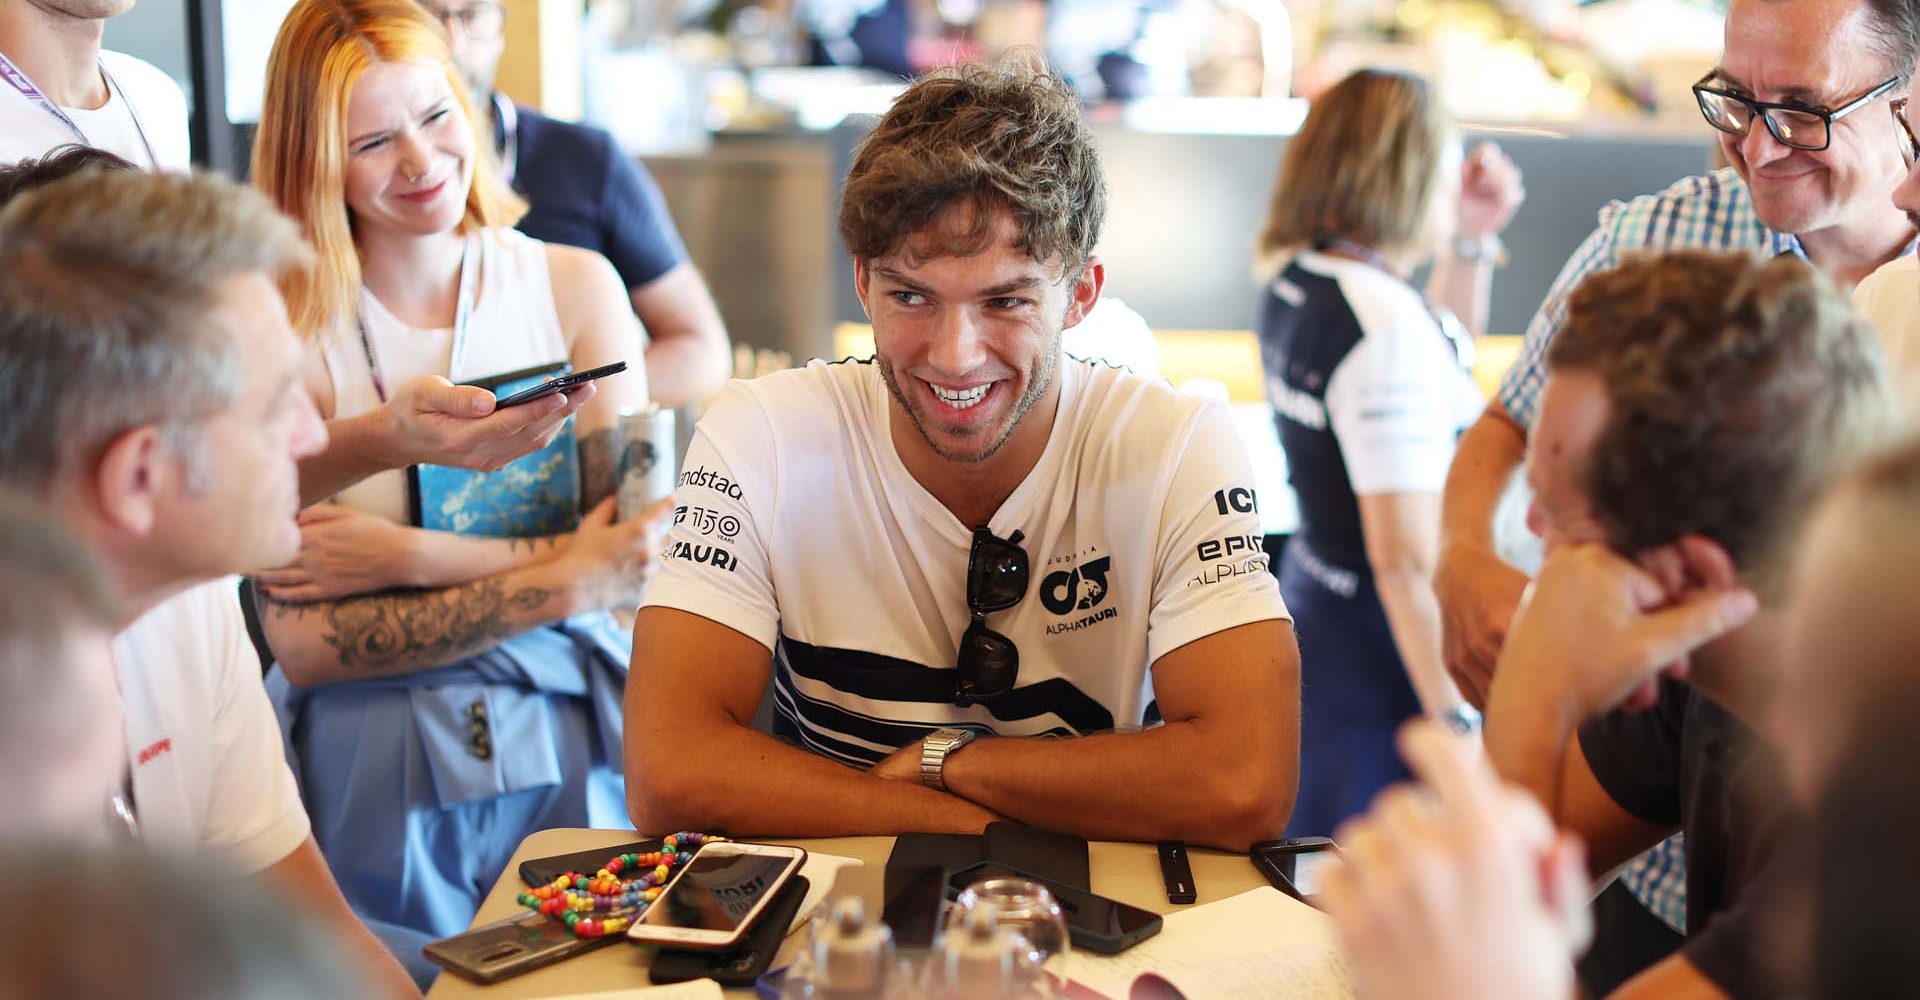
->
<box><xmin>642</xmin><ymin>357</ymin><xmax>1291</xmax><ymax>767</ymax></box>
<box><xmin>114</xmin><ymin>577</ymin><xmax>310</xmax><ymax>872</ymax></box>
<box><xmin>0</xmin><ymin>49</ymin><xmax>191</xmax><ymax>170</ymax></box>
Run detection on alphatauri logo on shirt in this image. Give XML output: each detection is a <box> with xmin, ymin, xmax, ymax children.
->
<box><xmin>1041</xmin><ymin>552</ymin><xmax>1117</xmax><ymax>636</ymax></box>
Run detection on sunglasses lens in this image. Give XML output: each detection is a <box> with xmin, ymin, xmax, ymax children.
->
<box><xmin>956</xmin><ymin>624</ymin><xmax>1019</xmax><ymax>703</ymax></box>
<box><xmin>968</xmin><ymin>539</ymin><xmax>1029</xmax><ymax>611</ymax></box>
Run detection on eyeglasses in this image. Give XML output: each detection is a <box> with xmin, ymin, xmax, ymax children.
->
<box><xmin>1693</xmin><ymin>72</ymin><xmax>1903</xmax><ymax>152</ymax></box>
<box><xmin>1894</xmin><ymin>98</ymin><xmax>1919</xmax><ymax>167</ymax></box>
<box><xmin>955</xmin><ymin>526</ymin><xmax>1028</xmax><ymax>706</ymax></box>
<box><xmin>421</xmin><ymin>0</ymin><xmax>504</xmax><ymax>40</ymax></box>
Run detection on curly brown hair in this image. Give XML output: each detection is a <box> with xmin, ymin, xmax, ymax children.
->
<box><xmin>838</xmin><ymin>52</ymin><xmax>1105</xmax><ymax>275</ymax></box>
<box><xmin>1548</xmin><ymin>250</ymin><xmax>1894</xmax><ymax>593</ymax></box>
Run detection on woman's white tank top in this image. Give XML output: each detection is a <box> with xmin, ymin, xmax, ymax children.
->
<box><xmin>321</xmin><ymin>227</ymin><xmax>570</xmax><ymax>524</ymax></box>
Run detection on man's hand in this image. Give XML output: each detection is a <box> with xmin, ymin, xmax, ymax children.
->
<box><xmin>872</xmin><ymin>740</ymin><xmax>926</xmax><ymax>783</ymax></box>
<box><xmin>1457</xmin><ymin>141</ymin><xmax>1525</xmax><ymax>240</ymax></box>
<box><xmin>1433</xmin><ymin>542</ymin><xmax>1531</xmax><ymax>707</ymax></box>
<box><xmin>1323</xmin><ymin>721</ymin><xmax>1588</xmax><ymax>1000</ymax></box>
<box><xmin>255</xmin><ymin>504</ymin><xmax>421</xmax><ymax>602</ymax></box>
<box><xmin>1497</xmin><ymin>539</ymin><xmax>1758</xmax><ymax>719</ymax></box>
<box><xmin>383</xmin><ymin>374</ymin><xmax>593</xmax><ymax>471</ymax></box>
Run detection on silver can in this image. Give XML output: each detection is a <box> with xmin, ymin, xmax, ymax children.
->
<box><xmin>615</xmin><ymin>405</ymin><xmax>676</xmax><ymax>523</ymax></box>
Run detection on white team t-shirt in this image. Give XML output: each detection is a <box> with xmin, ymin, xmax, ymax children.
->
<box><xmin>114</xmin><ymin>578</ymin><xmax>310</xmax><ymax>872</ymax></box>
<box><xmin>1854</xmin><ymin>253</ymin><xmax>1920</xmax><ymax>406</ymax></box>
<box><xmin>0</xmin><ymin>49</ymin><xmax>191</xmax><ymax>170</ymax></box>
<box><xmin>642</xmin><ymin>357</ymin><xmax>1291</xmax><ymax>768</ymax></box>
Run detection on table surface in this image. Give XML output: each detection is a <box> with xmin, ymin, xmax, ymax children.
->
<box><xmin>425</xmin><ymin>830</ymin><xmax>1273</xmax><ymax>999</ymax></box>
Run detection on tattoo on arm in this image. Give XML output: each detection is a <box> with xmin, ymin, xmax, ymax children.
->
<box><xmin>580</xmin><ymin>427</ymin><xmax>618</xmax><ymax>512</ymax></box>
<box><xmin>256</xmin><ymin>577</ymin><xmax>557</xmax><ymax>674</ymax></box>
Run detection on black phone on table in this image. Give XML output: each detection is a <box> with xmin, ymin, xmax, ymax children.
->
<box><xmin>422</xmin><ymin>909</ymin><xmax>615</xmax><ymax>984</ymax></box>
<box><xmin>882</xmin><ymin>863</ymin><xmax>950</xmax><ymax>949</ymax></box>
<box><xmin>493</xmin><ymin>360</ymin><xmax>627</xmax><ymax>408</ymax></box>
<box><xmin>518</xmin><ymin>838</ymin><xmax>665</xmax><ymax>888</ymax></box>
<box><xmin>649</xmin><ymin>874</ymin><xmax>810</xmax><ymax>987</ymax></box>
<box><xmin>1249</xmin><ymin>837</ymin><xmax>1342</xmax><ymax>908</ymax></box>
<box><xmin>947</xmin><ymin>861</ymin><xmax>1162</xmax><ymax>955</ymax></box>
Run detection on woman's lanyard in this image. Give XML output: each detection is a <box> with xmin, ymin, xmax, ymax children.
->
<box><xmin>357</xmin><ymin>238</ymin><xmax>480</xmax><ymax>403</ymax></box>
<box><xmin>1313</xmin><ymin>237</ymin><xmax>1475</xmax><ymax>372</ymax></box>
<box><xmin>0</xmin><ymin>50</ymin><xmax>160</xmax><ymax>170</ymax></box>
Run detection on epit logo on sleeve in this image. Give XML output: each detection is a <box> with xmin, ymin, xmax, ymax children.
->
<box><xmin>679</xmin><ymin>466</ymin><xmax>745</xmax><ymax>500</ymax></box>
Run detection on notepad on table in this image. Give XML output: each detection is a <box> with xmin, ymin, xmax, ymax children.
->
<box><xmin>1058</xmin><ymin>887</ymin><xmax>1356</xmax><ymax>1000</ymax></box>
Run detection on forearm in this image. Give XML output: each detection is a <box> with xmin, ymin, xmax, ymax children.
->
<box><xmin>1610</xmin><ymin>954</ymin><xmax>1730</xmax><ymax>1000</ymax></box>
<box><xmin>1484</xmin><ymin>664</ymin><xmax>1581</xmax><ymax>819</ymax></box>
<box><xmin>1441</xmin><ymin>409</ymin><xmax>1527</xmax><ymax>552</ymax></box>
<box><xmin>941</xmin><ymin>722</ymin><xmax>1294</xmax><ymax>851</ymax></box>
<box><xmin>627</xmin><ymin>718</ymin><xmax>998</xmax><ymax>837</ymax></box>
<box><xmin>256</xmin><ymin>561</ymin><xmax>583</xmax><ymax>685</ymax></box>
<box><xmin>643</xmin><ymin>327</ymin><xmax>732</xmax><ymax>407</ymax></box>
<box><xmin>1426</xmin><ymin>253</ymin><xmax>1495</xmax><ymax>336</ymax></box>
<box><xmin>301</xmin><ymin>408</ymin><xmax>403</xmax><ymax>505</ymax></box>
<box><xmin>257</xmin><ymin>838</ymin><xmax>421</xmax><ymax>999</ymax></box>
<box><xmin>405</xmin><ymin>529</ymin><xmax>569</xmax><ymax>589</ymax></box>
<box><xmin>1374</xmin><ymin>567</ymin><xmax>1462</xmax><ymax>714</ymax></box>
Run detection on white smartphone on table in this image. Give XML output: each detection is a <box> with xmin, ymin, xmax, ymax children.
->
<box><xmin>626</xmin><ymin>841</ymin><xmax>809</xmax><ymax>950</ymax></box>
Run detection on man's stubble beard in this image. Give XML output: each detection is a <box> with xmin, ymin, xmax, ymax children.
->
<box><xmin>879</xmin><ymin>337</ymin><xmax>1060</xmax><ymax>465</ymax></box>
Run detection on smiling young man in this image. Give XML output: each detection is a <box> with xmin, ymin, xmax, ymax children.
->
<box><xmin>626</xmin><ymin>58</ymin><xmax>1299</xmax><ymax>850</ymax></box>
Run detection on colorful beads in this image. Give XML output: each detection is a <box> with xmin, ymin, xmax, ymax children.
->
<box><xmin>516</xmin><ymin>833</ymin><xmax>724</xmax><ymax>938</ymax></box>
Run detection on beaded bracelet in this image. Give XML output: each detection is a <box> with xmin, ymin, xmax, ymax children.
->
<box><xmin>516</xmin><ymin>831</ymin><xmax>723</xmax><ymax>938</ymax></box>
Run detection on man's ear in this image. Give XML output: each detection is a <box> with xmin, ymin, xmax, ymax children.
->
<box><xmin>1061</xmin><ymin>256</ymin><xmax>1105</xmax><ymax>331</ymax></box>
<box><xmin>1672</xmin><ymin>534</ymin><xmax>1740</xmax><ymax>593</ymax></box>
<box><xmin>854</xmin><ymin>257</ymin><xmax>873</xmax><ymax>320</ymax></box>
<box><xmin>91</xmin><ymin>426</ymin><xmax>167</xmax><ymax>540</ymax></box>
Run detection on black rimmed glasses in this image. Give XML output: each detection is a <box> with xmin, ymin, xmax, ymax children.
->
<box><xmin>1894</xmin><ymin>97</ymin><xmax>1919</xmax><ymax>167</ymax></box>
<box><xmin>1693</xmin><ymin>72</ymin><xmax>1903</xmax><ymax>152</ymax></box>
<box><xmin>955</xmin><ymin>526</ymin><xmax>1028</xmax><ymax>707</ymax></box>
<box><xmin>421</xmin><ymin>0</ymin><xmax>505</xmax><ymax>40</ymax></box>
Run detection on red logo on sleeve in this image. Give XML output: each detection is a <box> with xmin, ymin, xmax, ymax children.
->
<box><xmin>136</xmin><ymin>738</ymin><xmax>173</xmax><ymax>765</ymax></box>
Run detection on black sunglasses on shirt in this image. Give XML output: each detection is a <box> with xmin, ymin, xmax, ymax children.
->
<box><xmin>955</xmin><ymin>526</ymin><xmax>1028</xmax><ymax>707</ymax></box>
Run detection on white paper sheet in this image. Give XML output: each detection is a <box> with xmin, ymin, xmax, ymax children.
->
<box><xmin>1058</xmin><ymin>887</ymin><xmax>1354</xmax><ymax>1000</ymax></box>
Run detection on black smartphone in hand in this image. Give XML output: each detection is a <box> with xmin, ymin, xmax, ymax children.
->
<box><xmin>494</xmin><ymin>361</ymin><xmax>627</xmax><ymax>408</ymax></box>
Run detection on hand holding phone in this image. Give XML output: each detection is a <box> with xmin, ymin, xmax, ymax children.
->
<box><xmin>494</xmin><ymin>361</ymin><xmax>628</xmax><ymax>408</ymax></box>
<box><xmin>627</xmin><ymin>842</ymin><xmax>809</xmax><ymax>950</ymax></box>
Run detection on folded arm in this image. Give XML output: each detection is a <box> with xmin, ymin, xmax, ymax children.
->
<box><xmin>625</xmin><ymin>607</ymin><xmax>1001</xmax><ymax>837</ymax></box>
<box><xmin>925</xmin><ymin>619</ymin><xmax>1299</xmax><ymax>851</ymax></box>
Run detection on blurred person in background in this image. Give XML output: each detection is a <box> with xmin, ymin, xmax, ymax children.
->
<box><xmin>0</xmin><ymin>492</ymin><xmax>122</xmax><ymax>844</ymax></box>
<box><xmin>421</xmin><ymin>0</ymin><xmax>732</xmax><ymax>406</ymax></box>
<box><xmin>249</xmin><ymin>0</ymin><xmax>665</xmax><ymax>952</ymax></box>
<box><xmin>1253</xmin><ymin>66</ymin><xmax>1522</xmax><ymax>837</ymax></box>
<box><xmin>0</xmin><ymin>0</ymin><xmax>189</xmax><ymax>168</ymax></box>
<box><xmin>1324</xmin><ymin>433</ymin><xmax>1920</xmax><ymax>1000</ymax></box>
<box><xmin>0</xmin><ymin>852</ymin><xmax>370</xmax><ymax>999</ymax></box>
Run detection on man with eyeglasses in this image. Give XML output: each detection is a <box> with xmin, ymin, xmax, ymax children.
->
<box><xmin>420</xmin><ymin>0</ymin><xmax>733</xmax><ymax>407</ymax></box>
<box><xmin>624</xmin><ymin>58</ymin><xmax>1299</xmax><ymax>850</ymax></box>
<box><xmin>1432</xmin><ymin>0</ymin><xmax>1916</xmax><ymax>991</ymax></box>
